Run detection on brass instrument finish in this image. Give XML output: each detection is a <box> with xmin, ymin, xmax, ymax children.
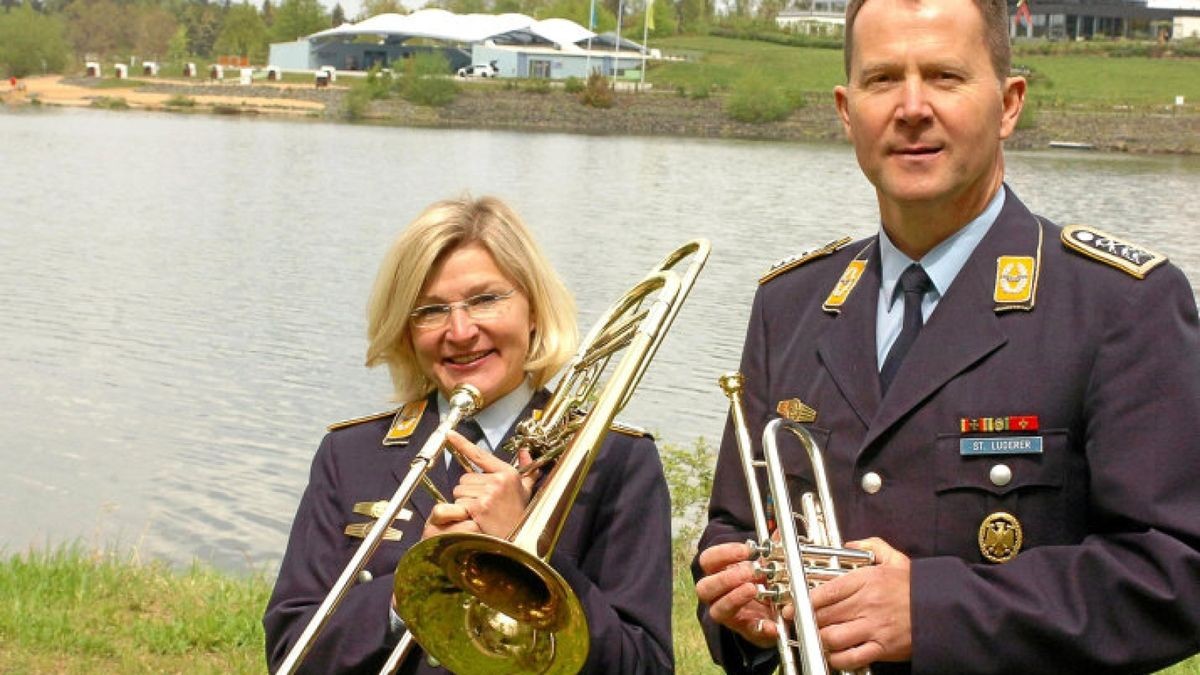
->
<box><xmin>394</xmin><ymin>240</ymin><xmax>710</xmax><ymax>675</ymax></box>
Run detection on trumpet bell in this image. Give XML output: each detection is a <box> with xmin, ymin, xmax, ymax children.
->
<box><xmin>394</xmin><ymin>532</ymin><xmax>588</xmax><ymax>675</ymax></box>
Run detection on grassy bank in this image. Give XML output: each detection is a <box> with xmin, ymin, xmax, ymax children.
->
<box><xmin>0</xmin><ymin>546</ymin><xmax>268</xmax><ymax>673</ymax></box>
<box><xmin>2</xmin><ymin>544</ymin><xmax>1198</xmax><ymax>673</ymax></box>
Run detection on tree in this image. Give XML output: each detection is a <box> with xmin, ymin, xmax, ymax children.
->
<box><xmin>270</xmin><ymin>0</ymin><xmax>326</xmax><ymax>42</ymax></box>
<box><xmin>330</xmin><ymin>1</ymin><xmax>343</xmax><ymax>25</ymax></box>
<box><xmin>214</xmin><ymin>2</ymin><xmax>267</xmax><ymax>59</ymax></box>
<box><xmin>360</xmin><ymin>0</ymin><xmax>405</xmax><ymax>19</ymax></box>
<box><xmin>260</xmin><ymin>0</ymin><xmax>273</xmax><ymax>26</ymax></box>
<box><xmin>638</xmin><ymin>0</ymin><xmax>675</xmax><ymax>37</ymax></box>
<box><xmin>166</xmin><ymin>24</ymin><xmax>189</xmax><ymax>62</ymax></box>
<box><xmin>180</xmin><ymin>1</ymin><xmax>223</xmax><ymax>57</ymax></box>
<box><xmin>132</xmin><ymin>4</ymin><xmax>179</xmax><ymax>59</ymax></box>
<box><xmin>676</xmin><ymin>0</ymin><xmax>708</xmax><ymax>33</ymax></box>
<box><xmin>543</xmin><ymin>0</ymin><xmax>616</xmax><ymax>32</ymax></box>
<box><xmin>0</xmin><ymin>4</ymin><xmax>70</xmax><ymax>76</ymax></box>
<box><xmin>63</xmin><ymin>0</ymin><xmax>125</xmax><ymax>57</ymax></box>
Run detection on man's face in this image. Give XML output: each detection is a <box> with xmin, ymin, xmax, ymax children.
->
<box><xmin>835</xmin><ymin>0</ymin><xmax>1025</xmax><ymax>220</ymax></box>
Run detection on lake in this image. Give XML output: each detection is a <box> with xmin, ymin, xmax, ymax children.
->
<box><xmin>2</xmin><ymin>107</ymin><xmax>1198</xmax><ymax>572</ymax></box>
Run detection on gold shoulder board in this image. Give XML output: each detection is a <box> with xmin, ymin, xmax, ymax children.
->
<box><xmin>1061</xmin><ymin>225</ymin><xmax>1167</xmax><ymax>279</ymax></box>
<box><xmin>760</xmin><ymin>236</ymin><xmax>853</xmax><ymax>285</ymax></box>
<box><xmin>609</xmin><ymin>420</ymin><xmax>650</xmax><ymax>438</ymax></box>
<box><xmin>327</xmin><ymin>408</ymin><xmax>398</xmax><ymax>432</ymax></box>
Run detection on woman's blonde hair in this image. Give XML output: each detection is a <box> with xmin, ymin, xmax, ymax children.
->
<box><xmin>365</xmin><ymin>196</ymin><xmax>578</xmax><ymax>403</ymax></box>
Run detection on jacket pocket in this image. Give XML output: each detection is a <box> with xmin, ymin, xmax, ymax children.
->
<box><xmin>932</xmin><ymin>429</ymin><xmax>1069</xmax><ymax>559</ymax></box>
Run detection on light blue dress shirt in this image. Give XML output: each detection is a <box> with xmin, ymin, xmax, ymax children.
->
<box><xmin>875</xmin><ymin>186</ymin><xmax>1007</xmax><ymax>370</ymax></box>
<box><xmin>436</xmin><ymin>378</ymin><xmax>534</xmax><ymax>460</ymax></box>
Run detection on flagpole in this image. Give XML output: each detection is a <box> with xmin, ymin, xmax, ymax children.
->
<box><xmin>640</xmin><ymin>0</ymin><xmax>651</xmax><ymax>87</ymax></box>
<box><xmin>615</xmin><ymin>0</ymin><xmax>623</xmax><ymax>81</ymax></box>
<box><xmin>585</xmin><ymin>0</ymin><xmax>596</xmax><ymax>74</ymax></box>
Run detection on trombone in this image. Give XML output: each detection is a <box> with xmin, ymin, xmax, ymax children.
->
<box><xmin>391</xmin><ymin>239</ymin><xmax>711</xmax><ymax>674</ymax></box>
<box><xmin>276</xmin><ymin>384</ymin><xmax>483</xmax><ymax>675</ymax></box>
<box><xmin>718</xmin><ymin>372</ymin><xmax>874</xmax><ymax>675</ymax></box>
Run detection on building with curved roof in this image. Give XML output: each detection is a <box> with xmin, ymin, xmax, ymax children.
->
<box><xmin>268</xmin><ymin>9</ymin><xmax>650</xmax><ymax>80</ymax></box>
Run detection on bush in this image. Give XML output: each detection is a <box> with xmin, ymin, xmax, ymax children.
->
<box><xmin>661</xmin><ymin>437</ymin><xmax>716</xmax><ymax>565</ymax></box>
<box><xmin>164</xmin><ymin>95</ymin><xmax>196</xmax><ymax>107</ymax></box>
<box><xmin>563</xmin><ymin>76</ymin><xmax>584</xmax><ymax>94</ymax></box>
<box><xmin>523</xmin><ymin>78</ymin><xmax>551</xmax><ymax>94</ymax></box>
<box><xmin>578</xmin><ymin>71</ymin><xmax>613</xmax><ymax>109</ymax></box>
<box><xmin>345</xmin><ymin>69</ymin><xmax>394</xmax><ymax>119</ymax></box>
<box><xmin>725</xmin><ymin>71</ymin><xmax>793</xmax><ymax>123</ymax></box>
<box><xmin>396</xmin><ymin>52</ymin><xmax>458</xmax><ymax>107</ymax></box>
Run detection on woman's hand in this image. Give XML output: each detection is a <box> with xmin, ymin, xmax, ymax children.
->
<box><xmin>421</xmin><ymin>430</ymin><xmax>541</xmax><ymax>540</ymax></box>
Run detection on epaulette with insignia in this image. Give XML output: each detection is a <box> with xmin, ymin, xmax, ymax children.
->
<box><xmin>760</xmin><ymin>237</ymin><xmax>853</xmax><ymax>285</ymax></box>
<box><xmin>1061</xmin><ymin>225</ymin><xmax>1166</xmax><ymax>279</ymax></box>
<box><xmin>327</xmin><ymin>408</ymin><xmax>398</xmax><ymax>432</ymax></box>
<box><xmin>609</xmin><ymin>420</ymin><xmax>651</xmax><ymax>438</ymax></box>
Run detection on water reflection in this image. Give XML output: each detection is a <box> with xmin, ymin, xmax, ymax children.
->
<box><xmin>1</xmin><ymin>108</ymin><xmax>1197</xmax><ymax>571</ymax></box>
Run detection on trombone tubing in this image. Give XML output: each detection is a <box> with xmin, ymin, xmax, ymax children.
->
<box><xmin>276</xmin><ymin>385</ymin><xmax>481</xmax><ymax>675</ymax></box>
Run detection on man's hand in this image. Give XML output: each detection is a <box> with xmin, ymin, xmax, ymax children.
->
<box><xmin>695</xmin><ymin>541</ymin><xmax>778</xmax><ymax>649</ymax></box>
<box><xmin>810</xmin><ymin>537</ymin><xmax>912</xmax><ymax>670</ymax></box>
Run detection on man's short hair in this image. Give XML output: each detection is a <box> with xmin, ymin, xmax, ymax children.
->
<box><xmin>843</xmin><ymin>0</ymin><xmax>1013</xmax><ymax>81</ymax></box>
<box><xmin>365</xmin><ymin>196</ymin><xmax>578</xmax><ymax>403</ymax></box>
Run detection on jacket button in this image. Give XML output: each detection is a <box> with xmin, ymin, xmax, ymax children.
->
<box><xmin>357</xmin><ymin>570</ymin><xmax>373</xmax><ymax>584</ymax></box>
<box><xmin>990</xmin><ymin>463</ymin><xmax>1013</xmax><ymax>487</ymax></box>
<box><xmin>861</xmin><ymin>471</ymin><xmax>883</xmax><ymax>494</ymax></box>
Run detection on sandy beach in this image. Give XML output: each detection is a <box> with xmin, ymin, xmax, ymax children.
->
<box><xmin>2</xmin><ymin>75</ymin><xmax>327</xmax><ymax>115</ymax></box>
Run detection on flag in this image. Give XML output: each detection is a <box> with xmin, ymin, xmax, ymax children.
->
<box><xmin>589</xmin><ymin>0</ymin><xmax>597</xmax><ymax>29</ymax></box>
<box><xmin>1016</xmin><ymin>0</ymin><xmax>1032</xmax><ymax>28</ymax></box>
<box><xmin>645</xmin><ymin>0</ymin><xmax>655</xmax><ymax>32</ymax></box>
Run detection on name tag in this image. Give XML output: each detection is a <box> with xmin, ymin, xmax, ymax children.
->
<box><xmin>960</xmin><ymin>436</ymin><xmax>1043</xmax><ymax>456</ymax></box>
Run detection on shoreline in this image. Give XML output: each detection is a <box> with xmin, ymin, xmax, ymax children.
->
<box><xmin>4</xmin><ymin>75</ymin><xmax>1199</xmax><ymax>154</ymax></box>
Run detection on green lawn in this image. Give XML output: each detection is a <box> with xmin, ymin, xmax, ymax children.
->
<box><xmin>1</xmin><ymin>545</ymin><xmax>1197</xmax><ymax>673</ymax></box>
<box><xmin>648</xmin><ymin>34</ymin><xmax>1200</xmax><ymax>110</ymax></box>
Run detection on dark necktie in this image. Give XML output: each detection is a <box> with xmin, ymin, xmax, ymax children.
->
<box><xmin>446</xmin><ymin>418</ymin><xmax>485</xmax><ymax>486</ymax></box>
<box><xmin>880</xmin><ymin>264</ymin><xmax>933</xmax><ymax>394</ymax></box>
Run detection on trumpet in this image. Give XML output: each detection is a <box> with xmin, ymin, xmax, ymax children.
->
<box><xmin>392</xmin><ymin>239</ymin><xmax>710</xmax><ymax>674</ymax></box>
<box><xmin>276</xmin><ymin>384</ymin><xmax>483</xmax><ymax>675</ymax></box>
<box><xmin>718</xmin><ymin>372</ymin><xmax>874</xmax><ymax>675</ymax></box>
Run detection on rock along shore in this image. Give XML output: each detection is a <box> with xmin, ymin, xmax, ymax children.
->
<box><xmin>5</xmin><ymin>76</ymin><xmax>1198</xmax><ymax>155</ymax></box>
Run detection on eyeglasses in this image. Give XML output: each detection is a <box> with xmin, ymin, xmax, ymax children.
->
<box><xmin>409</xmin><ymin>290</ymin><xmax>517</xmax><ymax>330</ymax></box>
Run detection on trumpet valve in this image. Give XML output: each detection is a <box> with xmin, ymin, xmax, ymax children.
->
<box><xmin>752</xmin><ymin>559</ymin><xmax>784</xmax><ymax>581</ymax></box>
<box><xmin>745</xmin><ymin>538</ymin><xmax>773</xmax><ymax>560</ymax></box>
<box><xmin>754</xmin><ymin>584</ymin><xmax>792</xmax><ymax>605</ymax></box>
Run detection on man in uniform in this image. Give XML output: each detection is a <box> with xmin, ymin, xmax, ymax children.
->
<box><xmin>693</xmin><ymin>0</ymin><xmax>1200</xmax><ymax>672</ymax></box>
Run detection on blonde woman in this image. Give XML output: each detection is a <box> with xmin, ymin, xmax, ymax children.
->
<box><xmin>265</xmin><ymin>196</ymin><xmax>673</xmax><ymax>674</ymax></box>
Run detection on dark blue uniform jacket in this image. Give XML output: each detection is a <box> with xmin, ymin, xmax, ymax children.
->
<box><xmin>266</xmin><ymin>390</ymin><xmax>674</xmax><ymax>674</ymax></box>
<box><xmin>696</xmin><ymin>189</ymin><xmax>1200</xmax><ymax>674</ymax></box>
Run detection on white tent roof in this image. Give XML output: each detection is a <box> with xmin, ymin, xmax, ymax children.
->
<box><xmin>308</xmin><ymin>9</ymin><xmax>597</xmax><ymax>46</ymax></box>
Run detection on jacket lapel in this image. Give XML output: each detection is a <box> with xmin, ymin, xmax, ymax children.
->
<box><xmin>390</xmin><ymin>396</ymin><xmax>443</xmax><ymax>524</ymax></box>
<box><xmin>817</xmin><ymin>241</ymin><xmax>884</xmax><ymax>428</ymax></box>
<box><xmin>858</xmin><ymin>193</ymin><xmax>1037</xmax><ymax>455</ymax></box>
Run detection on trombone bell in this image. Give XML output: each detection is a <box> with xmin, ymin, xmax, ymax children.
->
<box><xmin>393</xmin><ymin>532</ymin><xmax>587</xmax><ymax>674</ymax></box>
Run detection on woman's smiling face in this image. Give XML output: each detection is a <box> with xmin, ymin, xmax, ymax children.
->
<box><xmin>410</xmin><ymin>242</ymin><xmax>533</xmax><ymax>407</ymax></box>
